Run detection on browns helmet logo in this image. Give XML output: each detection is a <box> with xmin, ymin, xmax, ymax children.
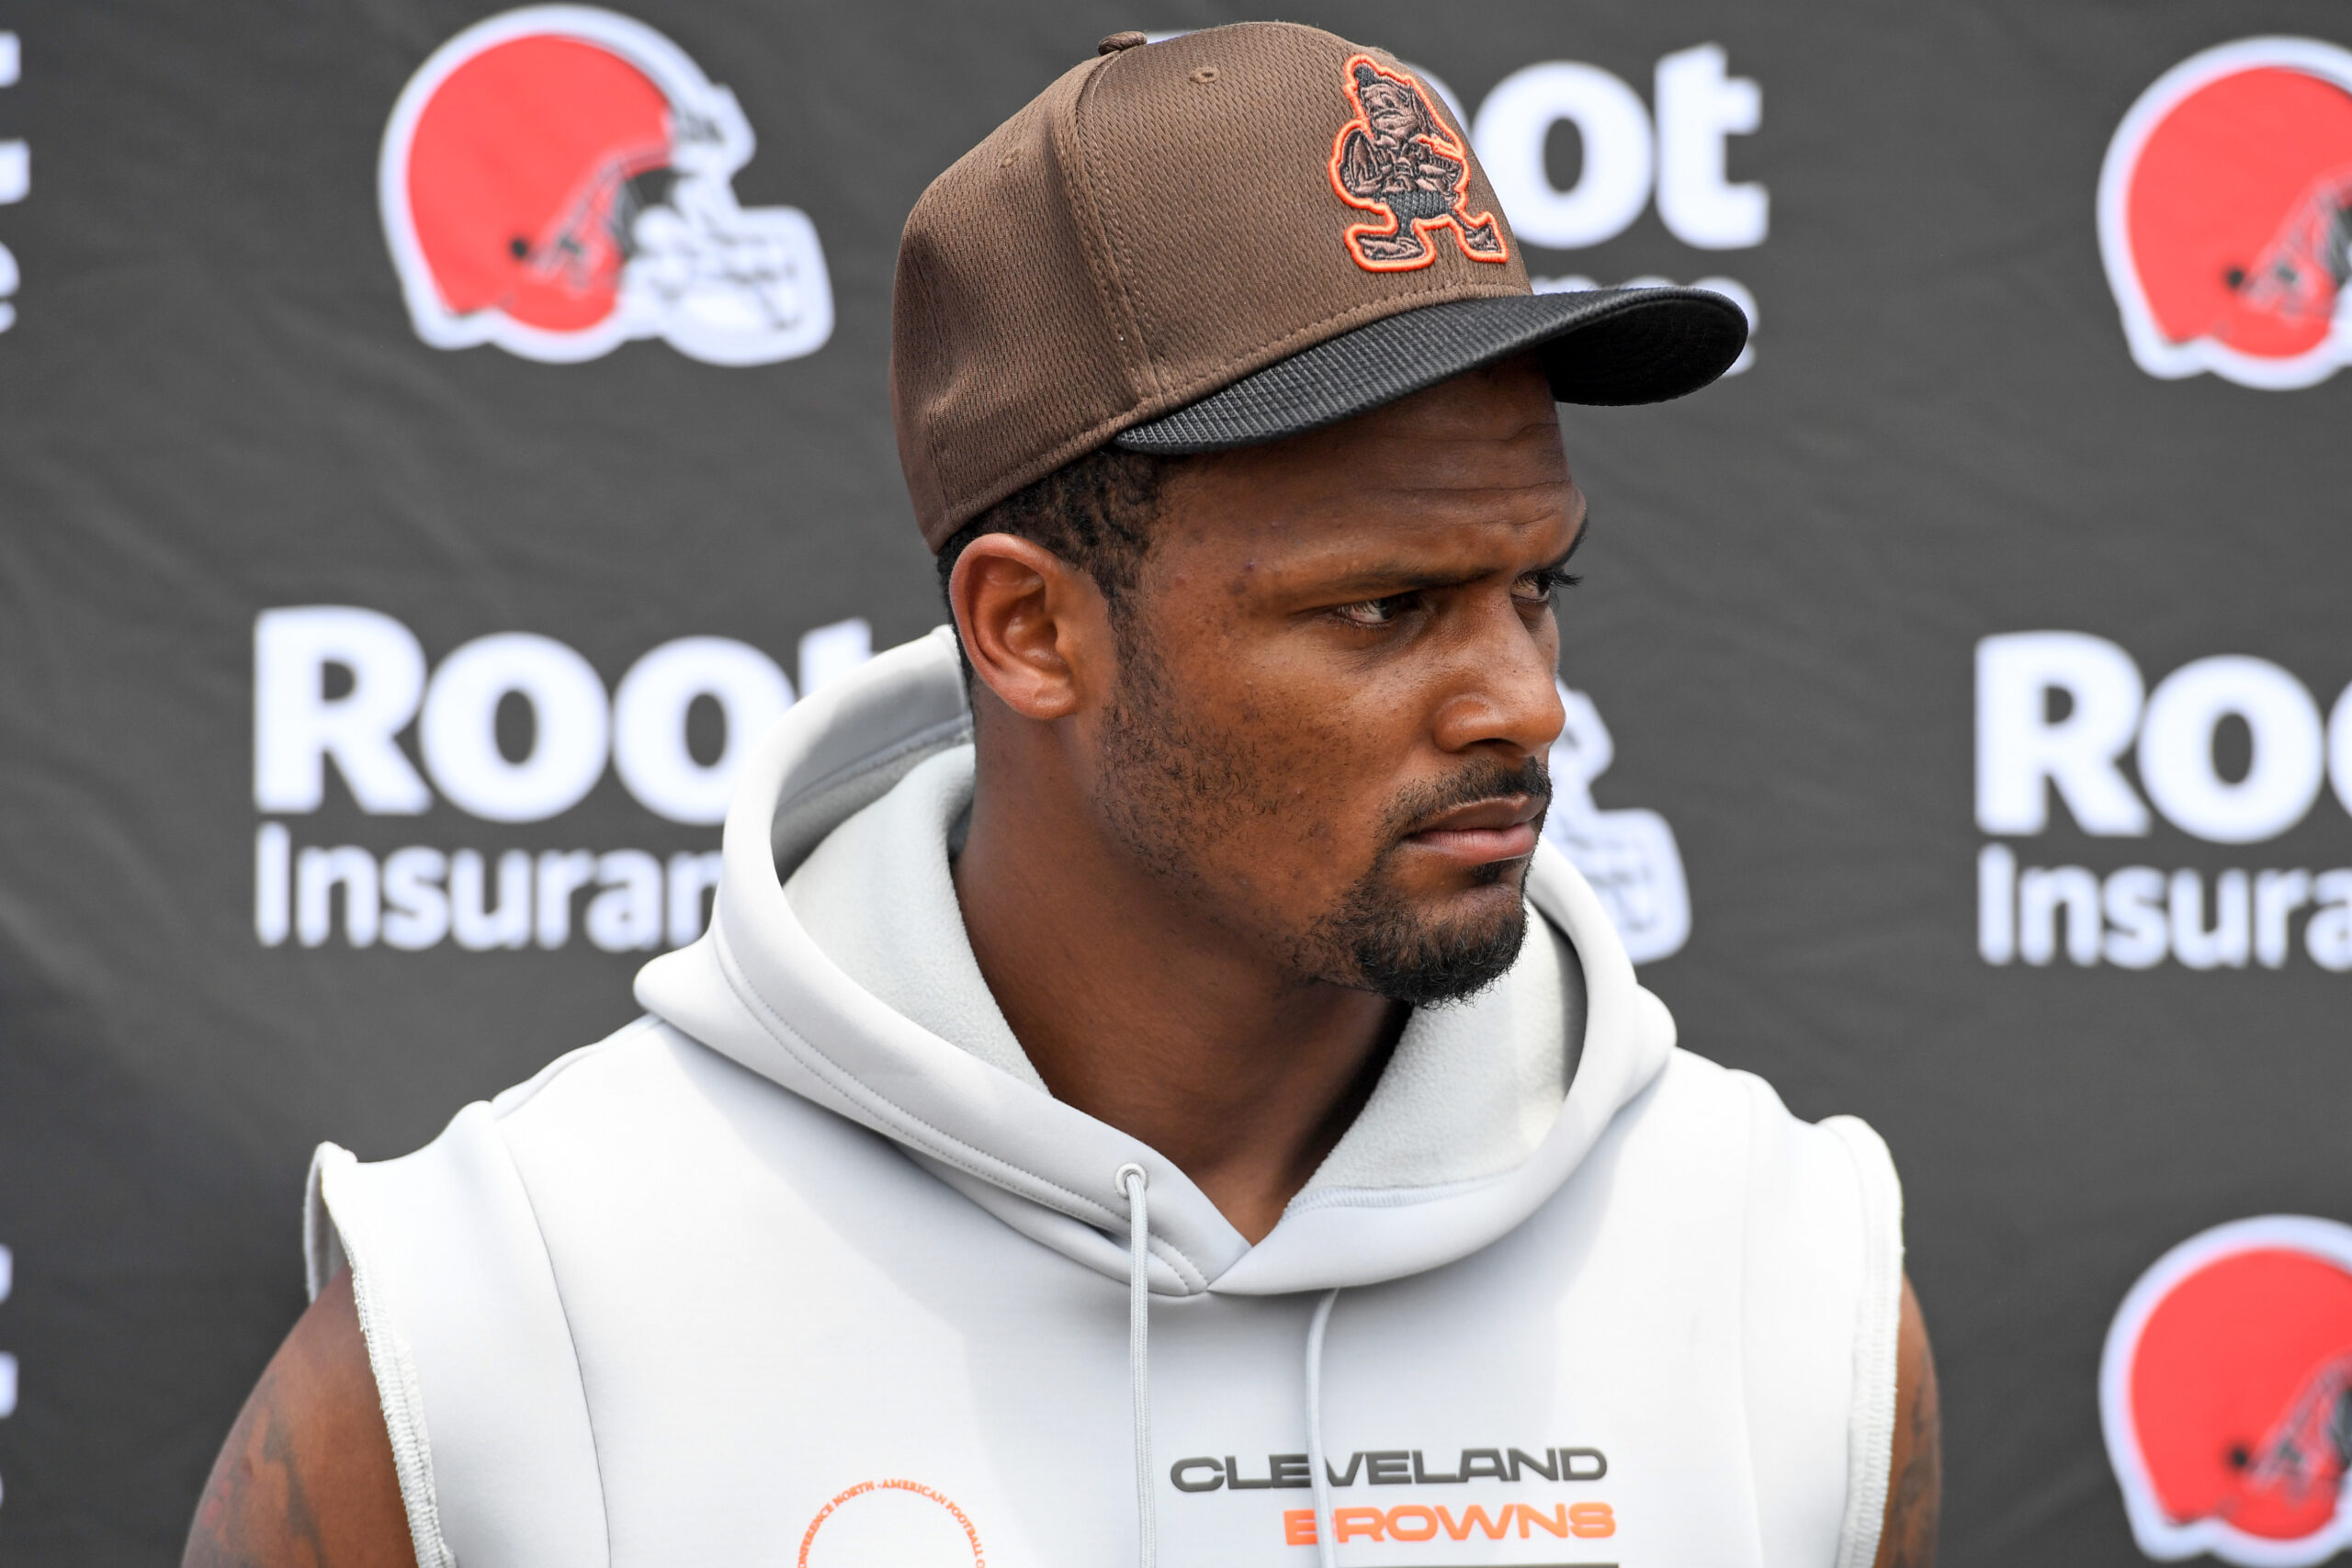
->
<box><xmin>2099</xmin><ymin>38</ymin><xmax>2352</xmax><ymax>389</ymax></box>
<box><xmin>2101</xmin><ymin>1215</ymin><xmax>2352</xmax><ymax>1565</ymax></box>
<box><xmin>379</xmin><ymin>5</ymin><xmax>832</xmax><ymax>365</ymax></box>
<box><xmin>1329</xmin><ymin>55</ymin><xmax>1508</xmax><ymax>273</ymax></box>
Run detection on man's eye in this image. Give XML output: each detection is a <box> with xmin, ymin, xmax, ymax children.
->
<box><xmin>1335</xmin><ymin>595</ymin><xmax>1409</xmax><ymax>626</ymax></box>
<box><xmin>1514</xmin><ymin>567</ymin><xmax>1581</xmax><ymax>604</ymax></box>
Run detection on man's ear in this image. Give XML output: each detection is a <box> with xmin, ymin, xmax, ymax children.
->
<box><xmin>947</xmin><ymin>534</ymin><xmax>1113</xmax><ymax>722</ymax></box>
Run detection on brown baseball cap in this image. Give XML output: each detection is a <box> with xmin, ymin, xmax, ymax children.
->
<box><xmin>890</xmin><ymin>21</ymin><xmax>1747</xmax><ymax>551</ymax></box>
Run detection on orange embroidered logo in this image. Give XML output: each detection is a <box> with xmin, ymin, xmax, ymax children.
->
<box><xmin>799</xmin><ymin>1479</ymin><xmax>986</xmax><ymax>1568</ymax></box>
<box><xmin>1329</xmin><ymin>54</ymin><xmax>1509</xmax><ymax>272</ymax></box>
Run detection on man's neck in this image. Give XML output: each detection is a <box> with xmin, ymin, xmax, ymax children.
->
<box><xmin>951</xmin><ymin>752</ymin><xmax>1404</xmax><ymax>1245</ymax></box>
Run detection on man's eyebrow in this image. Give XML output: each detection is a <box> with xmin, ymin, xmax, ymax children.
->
<box><xmin>1506</xmin><ymin>513</ymin><xmax>1594</xmax><ymax>581</ymax></box>
<box><xmin>1313</xmin><ymin>520</ymin><xmax>1592</xmax><ymax>599</ymax></box>
<box><xmin>1317</xmin><ymin>561</ymin><xmax>1498</xmax><ymax>596</ymax></box>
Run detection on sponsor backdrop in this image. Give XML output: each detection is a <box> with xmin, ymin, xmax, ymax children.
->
<box><xmin>0</xmin><ymin>0</ymin><xmax>2346</xmax><ymax>1562</ymax></box>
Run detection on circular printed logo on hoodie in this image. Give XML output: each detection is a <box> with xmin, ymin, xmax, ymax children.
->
<box><xmin>799</xmin><ymin>1479</ymin><xmax>987</xmax><ymax>1568</ymax></box>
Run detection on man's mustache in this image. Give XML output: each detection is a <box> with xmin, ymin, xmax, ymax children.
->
<box><xmin>1383</xmin><ymin>755</ymin><xmax>1553</xmax><ymax>842</ymax></box>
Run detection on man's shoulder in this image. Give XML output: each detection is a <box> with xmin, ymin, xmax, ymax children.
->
<box><xmin>321</xmin><ymin>1011</ymin><xmax>892</xmax><ymax>1246</ymax></box>
<box><xmin>306</xmin><ymin>1012</ymin><xmax>866</xmax><ymax>1346</ymax></box>
<box><xmin>391</xmin><ymin>1011</ymin><xmax>810</xmax><ymax>1146</ymax></box>
<box><xmin>477</xmin><ymin>1013</ymin><xmax>704</xmax><ymax>1126</ymax></box>
<box><xmin>1634</xmin><ymin>1043</ymin><xmax>1899</xmax><ymax>1201</ymax></box>
<box><xmin>312</xmin><ymin>1018</ymin><xmax>755</xmax><ymax>1246</ymax></box>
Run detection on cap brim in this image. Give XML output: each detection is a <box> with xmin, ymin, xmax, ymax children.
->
<box><xmin>1112</xmin><ymin>288</ymin><xmax>1747</xmax><ymax>456</ymax></box>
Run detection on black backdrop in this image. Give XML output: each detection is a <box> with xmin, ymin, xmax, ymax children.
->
<box><xmin>3</xmin><ymin>2</ymin><xmax>2350</xmax><ymax>1562</ymax></box>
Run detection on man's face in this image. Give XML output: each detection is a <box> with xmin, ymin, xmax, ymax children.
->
<box><xmin>1090</xmin><ymin>357</ymin><xmax>1579</xmax><ymax>1005</ymax></box>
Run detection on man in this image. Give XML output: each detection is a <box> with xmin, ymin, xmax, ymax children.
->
<box><xmin>190</xmin><ymin>22</ymin><xmax>1938</xmax><ymax>1568</ymax></box>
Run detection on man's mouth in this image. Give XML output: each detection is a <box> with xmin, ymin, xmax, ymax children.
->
<box><xmin>1401</xmin><ymin>795</ymin><xmax>1546</xmax><ymax>868</ymax></box>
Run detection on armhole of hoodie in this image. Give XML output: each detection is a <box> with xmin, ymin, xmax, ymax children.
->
<box><xmin>1819</xmin><ymin>1114</ymin><xmax>1905</xmax><ymax>1568</ymax></box>
<box><xmin>305</xmin><ymin>1144</ymin><xmax>458</xmax><ymax>1568</ymax></box>
<box><xmin>304</xmin><ymin>1108</ymin><xmax>613</xmax><ymax>1568</ymax></box>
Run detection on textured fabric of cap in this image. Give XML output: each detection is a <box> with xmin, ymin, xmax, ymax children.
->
<box><xmin>1114</xmin><ymin>288</ymin><xmax>1748</xmax><ymax>453</ymax></box>
<box><xmin>888</xmin><ymin>22</ymin><xmax>1736</xmax><ymax>551</ymax></box>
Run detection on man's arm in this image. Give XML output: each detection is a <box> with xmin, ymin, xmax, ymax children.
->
<box><xmin>183</xmin><ymin>1268</ymin><xmax>413</xmax><ymax>1568</ymax></box>
<box><xmin>1872</xmin><ymin>1273</ymin><xmax>1941</xmax><ymax>1568</ymax></box>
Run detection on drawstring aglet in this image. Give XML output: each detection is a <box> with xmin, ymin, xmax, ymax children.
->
<box><xmin>1117</xmin><ymin>1163</ymin><xmax>1157</xmax><ymax>1568</ymax></box>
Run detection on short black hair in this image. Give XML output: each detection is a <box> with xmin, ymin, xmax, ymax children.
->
<box><xmin>934</xmin><ymin>445</ymin><xmax>1171</xmax><ymax>631</ymax></box>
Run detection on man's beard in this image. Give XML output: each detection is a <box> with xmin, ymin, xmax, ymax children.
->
<box><xmin>1306</xmin><ymin>754</ymin><xmax>1548</xmax><ymax>1006</ymax></box>
<box><xmin>1096</xmin><ymin>636</ymin><xmax>1548</xmax><ymax>1008</ymax></box>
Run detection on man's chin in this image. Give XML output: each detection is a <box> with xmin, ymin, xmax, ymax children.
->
<box><xmin>1337</xmin><ymin>888</ymin><xmax>1532</xmax><ymax>1008</ymax></box>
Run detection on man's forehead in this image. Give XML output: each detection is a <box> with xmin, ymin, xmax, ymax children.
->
<box><xmin>1283</xmin><ymin>477</ymin><xmax>1584</xmax><ymax>565</ymax></box>
<box><xmin>1162</xmin><ymin>468</ymin><xmax>1584</xmax><ymax>591</ymax></box>
<box><xmin>1160</xmin><ymin>362</ymin><xmax>1577</xmax><ymax>558</ymax></box>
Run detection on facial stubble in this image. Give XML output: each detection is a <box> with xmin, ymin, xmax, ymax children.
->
<box><xmin>1095</xmin><ymin>637</ymin><xmax>1547</xmax><ymax>1007</ymax></box>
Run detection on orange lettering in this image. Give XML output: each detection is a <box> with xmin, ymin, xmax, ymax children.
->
<box><xmin>1437</xmin><ymin>1505</ymin><xmax>1513</xmax><ymax>1541</ymax></box>
<box><xmin>1283</xmin><ymin>1509</ymin><xmax>1318</xmax><ymax>1546</ymax></box>
<box><xmin>1334</xmin><ymin>1507</ymin><xmax>1386</xmax><ymax>1543</ymax></box>
<box><xmin>1570</xmin><ymin>1502</ymin><xmax>1616</xmax><ymax>1540</ymax></box>
<box><xmin>1385</xmin><ymin>1506</ymin><xmax>1437</xmax><ymax>1542</ymax></box>
<box><xmin>1517</xmin><ymin>1503</ymin><xmax>1571</xmax><ymax>1539</ymax></box>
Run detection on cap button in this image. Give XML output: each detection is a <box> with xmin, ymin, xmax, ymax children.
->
<box><xmin>1097</xmin><ymin>30</ymin><xmax>1148</xmax><ymax>55</ymax></box>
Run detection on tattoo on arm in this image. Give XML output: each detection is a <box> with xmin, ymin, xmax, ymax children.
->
<box><xmin>185</xmin><ymin>1357</ymin><xmax>334</xmax><ymax>1568</ymax></box>
<box><xmin>1875</xmin><ymin>1275</ymin><xmax>1942</xmax><ymax>1568</ymax></box>
<box><xmin>1889</xmin><ymin>1335</ymin><xmax>1941</xmax><ymax>1568</ymax></box>
<box><xmin>182</xmin><ymin>1269</ymin><xmax>409</xmax><ymax>1568</ymax></box>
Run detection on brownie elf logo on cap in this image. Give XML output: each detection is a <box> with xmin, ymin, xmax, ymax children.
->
<box><xmin>1329</xmin><ymin>55</ymin><xmax>1508</xmax><ymax>272</ymax></box>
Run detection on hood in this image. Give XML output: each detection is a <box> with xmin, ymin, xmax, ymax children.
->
<box><xmin>635</xmin><ymin>627</ymin><xmax>1676</xmax><ymax>1298</ymax></box>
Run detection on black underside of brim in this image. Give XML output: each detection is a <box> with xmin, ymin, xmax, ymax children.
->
<box><xmin>1113</xmin><ymin>288</ymin><xmax>1748</xmax><ymax>456</ymax></box>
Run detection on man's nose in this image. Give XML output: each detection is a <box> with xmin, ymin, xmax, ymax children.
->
<box><xmin>1430</xmin><ymin>606</ymin><xmax>1566</xmax><ymax>758</ymax></box>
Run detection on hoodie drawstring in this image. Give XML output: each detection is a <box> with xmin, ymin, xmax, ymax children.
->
<box><xmin>1115</xmin><ymin>1168</ymin><xmax>1342</xmax><ymax>1568</ymax></box>
<box><xmin>1305</xmin><ymin>1287</ymin><xmax>1343</xmax><ymax>1568</ymax></box>
<box><xmin>1117</xmin><ymin>1163</ymin><xmax>1156</xmax><ymax>1568</ymax></box>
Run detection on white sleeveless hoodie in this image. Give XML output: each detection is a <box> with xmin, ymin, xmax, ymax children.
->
<box><xmin>307</xmin><ymin>627</ymin><xmax>1904</xmax><ymax>1568</ymax></box>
